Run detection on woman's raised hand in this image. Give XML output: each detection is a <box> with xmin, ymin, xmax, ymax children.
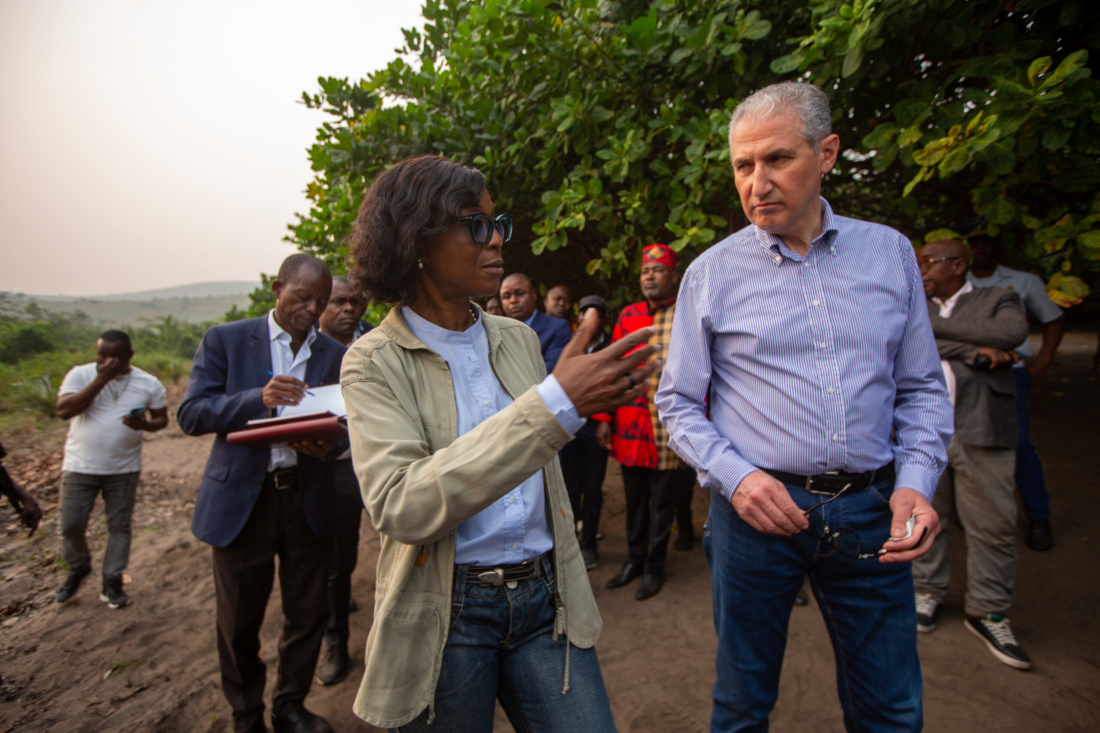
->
<box><xmin>552</xmin><ymin>308</ymin><xmax>660</xmax><ymax>417</ymax></box>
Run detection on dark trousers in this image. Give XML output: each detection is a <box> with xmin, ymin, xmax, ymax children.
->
<box><xmin>325</xmin><ymin>460</ymin><xmax>364</xmax><ymax>648</ymax></box>
<box><xmin>620</xmin><ymin>466</ymin><xmax>696</xmax><ymax>573</ymax></box>
<box><xmin>559</xmin><ymin>423</ymin><xmax>608</xmax><ymax>552</ymax></box>
<box><xmin>1013</xmin><ymin>368</ymin><xmax>1050</xmax><ymax>522</ymax></box>
<box><xmin>212</xmin><ymin>475</ymin><xmax>332</xmax><ymax>732</ymax></box>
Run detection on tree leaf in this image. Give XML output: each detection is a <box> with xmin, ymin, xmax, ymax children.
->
<box><xmin>861</xmin><ymin>122</ymin><xmax>897</xmax><ymax>150</ymax></box>
<box><xmin>1041</xmin><ymin>126</ymin><xmax>1071</xmax><ymax>151</ymax></box>
<box><xmin>769</xmin><ymin>53</ymin><xmax>802</xmax><ymax>75</ymax></box>
<box><xmin>842</xmin><ymin>44</ymin><xmax>864</xmax><ymax>78</ymax></box>
<box><xmin>1027</xmin><ymin>56</ymin><xmax>1051</xmax><ymax>83</ymax></box>
<box><xmin>924</xmin><ymin>228</ymin><xmax>961</xmax><ymax>243</ymax></box>
<box><xmin>1046</xmin><ymin>273</ymin><xmax>1089</xmax><ymax>307</ymax></box>
<box><xmin>1076</xmin><ymin>230</ymin><xmax>1100</xmax><ymax>260</ymax></box>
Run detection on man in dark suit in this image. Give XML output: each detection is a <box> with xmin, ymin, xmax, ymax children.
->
<box><xmin>499</xmin><ymin>272</ymin><xmax>572</xmax><ymax>372</ymax></box>
<box><xmin>179</xmin><ymin>254</ymin><xmax>346</xmax><ymax>733</ymax></box>
<box><xmin>912</xmin><ymin>238</ymin><xmax>1031</xmax><ymax>670</ymax></box>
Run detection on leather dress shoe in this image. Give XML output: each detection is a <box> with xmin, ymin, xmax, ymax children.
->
<box><xmin>635</xmin><ymin>571</ymin><xmax>665</xmax><ymax>601</ymax></box>
<box><xmin>606</xmin><ymin>562</ymin><xmax>643</xmax><ymax>589</ymax></box>
<box><xmin>1026</xmin><ymin>520</ymin><xmax>1054</xmax><ymax>552</ymax></box>
<box><xmin>272</xmin><ymin>705</ymin><xmax>333</xmax><ymax>733</ymax></box>
<box><xmin>317</xmin><ymin>643</ymin><xmax>350</xmax><ymax>686</ymax></box>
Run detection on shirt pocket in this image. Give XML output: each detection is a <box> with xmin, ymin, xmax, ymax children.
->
<box><xmin>362</xmin><ymin>599</ymin><xmax>444</xmax><ymax>707</ymax></box>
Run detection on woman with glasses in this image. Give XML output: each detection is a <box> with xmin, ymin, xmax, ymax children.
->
<box><xmin>341</xmin><ymin>155</ymin><xmax>657</xmax><ymax>732</ymax></box>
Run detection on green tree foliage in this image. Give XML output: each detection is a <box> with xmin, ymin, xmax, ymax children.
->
<box><xmin>286</xmin><ymin>0</ymin><xmax>1098</xmax><ymax>308</ymax></box>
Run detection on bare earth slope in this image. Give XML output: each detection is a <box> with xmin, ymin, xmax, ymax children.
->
<box><xmin>1</xmin><ymin>332</ymin><xmax>1097</xmax><ymax>732</ymax></box>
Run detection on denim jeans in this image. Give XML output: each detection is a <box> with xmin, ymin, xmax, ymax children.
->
<box><xmin>60</xmin><ymin>471</ymin><xmax>141</xmax><ymax>580</ymax></box>
<box><xmin>1013</xmin><ymin>368</ymin><xmax>1050</xmax><ymax>522</ymax></box>
<box><xmin>394</xmin><ymin>556</ymin><xmax>617</xmax><ymax>733</ymax></box>
<box><xmin>704</xmin><ymin>482</ymin><xmax>921</xmax><ymax>733</ymax></box>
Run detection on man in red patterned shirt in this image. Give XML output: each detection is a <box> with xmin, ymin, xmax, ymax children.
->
<box><xmin>596</xmin><ymin>244</ymin><xmax>697</xmax><ymax>600</ymax></box>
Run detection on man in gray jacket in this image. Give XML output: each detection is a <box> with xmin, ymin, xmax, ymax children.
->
<box><xmin>912</xmin><ymin>238</ymin><xmax>1031</xmax><ymax>670</ymax></box>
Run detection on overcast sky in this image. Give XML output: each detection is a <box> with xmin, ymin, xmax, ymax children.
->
<box><xmin>0</xmin><ymin>0</ymin><xmax>424</xmax><ymax>296</ymax></box>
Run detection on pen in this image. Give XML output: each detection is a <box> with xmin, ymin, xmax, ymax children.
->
<box><xmin>267</xmin><ymin>371</ymin><xmax>316</xmax><ymax>396</ymax></box>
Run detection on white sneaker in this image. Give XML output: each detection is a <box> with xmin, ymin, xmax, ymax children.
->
<box><xmin>966</xmin><ymin>615</ymin><xmax>1032</xmax><ymax>670</ymax></box>
<box><xmin>915</xmin><ymin>593</ymin><xmax>940</xmax><ymax>633</ymax></box>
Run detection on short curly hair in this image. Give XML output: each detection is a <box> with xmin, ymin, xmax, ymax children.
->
<box><xmin>348</xmin><ymin>155</ymin><xmax>486</xmax><ymax>306</ymax></box>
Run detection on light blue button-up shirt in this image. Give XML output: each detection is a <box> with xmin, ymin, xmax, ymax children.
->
<box><xmin>402</xmin><ymin>307</ymin><xmax>584</xmax><ymax>565</ymax></box>
<box><xmin>655</xmin><ymin>198</ymin><xmax>952</xmax><ymax>502</ymax></box>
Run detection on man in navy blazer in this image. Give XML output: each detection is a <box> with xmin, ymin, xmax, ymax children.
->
<box><xmin>499</xmin><ymin>272</ymin><xmax>573</xmax><ymax>372</ymax></box>
<box><xmin>179</xmin><ymin>254</ymin><xmax>345</xmax><ymax>733</ymax></box>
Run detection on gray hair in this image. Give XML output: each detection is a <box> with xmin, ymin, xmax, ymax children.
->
<box><xmin>728</xmin><ymin>81</ymin><xmax>833</xmax><ymax>152</ymax></box>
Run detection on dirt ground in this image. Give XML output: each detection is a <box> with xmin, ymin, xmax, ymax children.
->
<box><xmin>1</xmin><ymin>331</ymin><xmax>1098</xmax><ymax>733</ymax></box>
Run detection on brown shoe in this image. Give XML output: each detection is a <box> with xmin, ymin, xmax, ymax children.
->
<box><xmin>316</xmin><ymin>643</ymin><xmax>350</xmax><ymax>686</ymax></box>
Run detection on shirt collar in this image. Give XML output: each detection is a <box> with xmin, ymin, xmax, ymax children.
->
<box><xmin>753</xmin><ymin>196</ymin><xmax>840</xmax><ymax>265</ymax></box>
<box><xmin>524</xmin><ymin>310</ymin><xmax>537</xmax><ymax>327</ymax></box>
<box><xmin>402</xmin><ymin>305</ymin><xmax>484</xmax><ymax>344</ymax></box>
<box><xmin>646</xmin><ymin>295</ymin><xmax>677</xmax><ymax>315</ymax></box>
<box><xmin>932</xmin><ymin>280</ymin><xmax>974</xmax><ymax>310</ymax></box>
<box><xmin>267</xmin><ymin>309</ymin><xmax>316</xmax><ymax>347</ymax></box>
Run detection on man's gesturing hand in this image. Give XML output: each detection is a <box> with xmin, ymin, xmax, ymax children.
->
<box><xmin>731</xmin><ymin>470</ymin><xmax>809</xmax><ymax>536</ymax></box>
<box><xmin>878</xmin><ymin>488</ymin><xmax>940</xmax><ymax>563</ymax></box>
<box><xmin>262</xmin><ymin>375</ymin><xmax>308</xmax><ymax>409</ymax></box>
<box><xmin>553</xmin><ymin>308</ymin><xmax>659</xmax><ymax>418</ymax></box>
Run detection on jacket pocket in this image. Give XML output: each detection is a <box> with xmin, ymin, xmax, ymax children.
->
<box><xmin>203</xmin><ymin>463</ymin><xmax>229</xmax><ymax>483</ymax></box>
<box><xmin>362</xmin><ymin>600</ymin><xmax>443</xmax><ymax>716</ymax></box>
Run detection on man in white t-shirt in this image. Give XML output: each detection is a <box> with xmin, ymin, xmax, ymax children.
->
<box><xmin>55</xmin><ymin>330</ymin><xmax>168</xmax><ymax>608</ymax></box>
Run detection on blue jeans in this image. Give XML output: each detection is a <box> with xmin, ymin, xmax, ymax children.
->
<box><xmin>704</xmin><ymin>482</ymin><xmax>921</xmax><ymax>733</ymax></box>
<box><xmin>394</xmin><ymin>556</ymin><xmax>617</xmax><ymax>733</ymax></box>
<box><xmin>1013</xmin><ymin>368</ymin><xmax>1050</xmax><ymax>522</ymax></box>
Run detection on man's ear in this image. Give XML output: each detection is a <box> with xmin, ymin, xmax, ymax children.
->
<box><xmin>819</xmin><ymin>133</ymin><xmax>841</xmax><ymax>175</ymax></box>
<box><xmin>271</xmin><ymin>279</ymin><xmax>284</xmax><ymax>302</ymax></box>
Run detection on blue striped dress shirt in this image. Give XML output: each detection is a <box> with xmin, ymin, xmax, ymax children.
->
<box><xmin>654</xmin><ymin>198</ymin><xmax>952</xmax><ymax>503</ymax></box>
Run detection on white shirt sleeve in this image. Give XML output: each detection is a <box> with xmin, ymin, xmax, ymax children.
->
<box><xmin>58</xmin><ymin>364</ymin><xmax>92</xmax><ymax>395</ymax></box>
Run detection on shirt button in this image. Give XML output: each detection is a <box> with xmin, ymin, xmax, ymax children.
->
<box><xmin>827</xmin><ymin>387</ymin><xmax>835</xmax><ymax>395</ymax></box>
<box><xmin>804</xmin><ymin>262</ymin><xmax>811</xmax><ymax>268</ymax></box>
<box><xmin>510</xmin><ymin>543</ymin><xmax>518</xmax><ymax>550</ymax></box>
<box><xmin>821</xmin><ymin>343</ymin><xmax>828</xmax><ymax>349</ymax></box>
<box><xmin>832</xmin><ymin>433</ymin><xmax>839</xmax><ymax>441</ymax></box>
<box><xmin>508</xmin><ymin>495</ymin><xmax>515</xmax><ymax>503</ymax></box>
<box><xmin>813</xmin><ymin>300</ymin><xmax>820</xmax><ymax>307</ymax></box>
<box><xmin>774</xmin><ymin>256</ymin><xmax>782</xmax><ymax>263</ymax></box>
<box><xmin>483</xmin><ymin>399</ymin><xmax>489</xmax><ymax>405</ymax></box>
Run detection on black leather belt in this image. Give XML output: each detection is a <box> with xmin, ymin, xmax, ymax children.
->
<box><xmin>763</xmin><ymin>462</ymin><xmax>895</xmax><ymax>495</ymax></box>
<box><xmin>268</xmin><ymin>469</ymin><xmax>298</xmax><ymax>491</ymax></box>
<box><xmin>462</xmin><ymin>553</ymin><xmax>546</xmax><ymax>587</ymax></box>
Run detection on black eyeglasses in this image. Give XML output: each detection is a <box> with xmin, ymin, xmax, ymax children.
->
<box><xmin>459</xmin><ymin>213</ymin><xmax>513</xmax><ymax>245</ymax></box>
<box><xmin>802</xmin><ymin>484</ymin><xmax>883</xmax><ymax>560</ymax></box>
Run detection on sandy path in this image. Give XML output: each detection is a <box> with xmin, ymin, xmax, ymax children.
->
<box><xmin>0</xmin><ymin>331</ymin><xmax>1097</xmax><ymax>732</ymax></box>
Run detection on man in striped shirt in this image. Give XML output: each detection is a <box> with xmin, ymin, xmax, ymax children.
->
<box><xmin>655</xmin><ymin>82</ymin><xmax>953</xmax><ymax>732</ymax></box>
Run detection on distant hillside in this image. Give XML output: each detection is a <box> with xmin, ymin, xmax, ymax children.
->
<box><xmin>14</xmin><ymin>281</ymin><xmax>259</xmax><ymax>302</ymax></box>
<box><xmin>1</xmin><ymin>292</ymin><xmax>251</xmax><ymax>326</ymax></box>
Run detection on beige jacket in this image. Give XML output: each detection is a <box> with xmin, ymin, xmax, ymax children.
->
<box><xmin>340</xmin><ymin>305</ymin><xmax>602</xmax><ymax>729</ymax></box>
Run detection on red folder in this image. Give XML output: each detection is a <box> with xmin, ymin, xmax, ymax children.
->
<box><xmin>226</xmin><ymin>412</ymin><xmax>347</xmax><ymax>448</ymax></box>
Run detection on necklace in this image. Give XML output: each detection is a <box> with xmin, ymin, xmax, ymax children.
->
<box><xmin>105</xmin><ymin>371</ymin><xmax>133</xmax><ymax>404</ymax></box>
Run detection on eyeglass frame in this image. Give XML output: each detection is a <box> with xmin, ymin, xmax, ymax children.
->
<box><xmin>800</xmin><ymin>483</ymin><xmax>885</xmax><ymax>560</ymax></box>
<box><xmin>916</xmin><ymin>255</ymin><xmax>961</xmax><ymax>269</ymax></box>
<box><xmin>458</xmin><ymin>212</ymin><xmax>513</xmax><ymax>245</ymax></box>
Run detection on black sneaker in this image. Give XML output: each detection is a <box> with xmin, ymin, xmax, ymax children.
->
<box><xmin>915</xmin><ymin>593</ymin><xmax>941</xmax><ymax>633</ymax></box>
<box><xmin>1026</xmin><ymin>520</ymin><xmax>1054</xmax><ymax>552</ymax></box>
<box><xmin>582</xmin><ymin>549</ymin><xmax>598</xmax><ymax>570</ymax></box>
<box><xmin>965</xmin><ymin>615</ymin><xmax>1032</xmax><ymax>670</ymax></box>
<box><xmin>56</xmin><ymin>565</ymin><xmax>91</xmax><ymax>603</ymax></box>
<box><xmin>99</xmin><ymin>578</ymin><xmax>132</xmax><ymax>609</ymax></box>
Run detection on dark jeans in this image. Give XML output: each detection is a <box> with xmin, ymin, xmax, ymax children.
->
<box><xmin>1013</xmin><ymin>368</ymin><xmax>1050</xmax><ymax>522</ymax></box>
<box><xmin>326</xmin><ymin>460</ymin><xmax>364</xmax><ymax>648</ymax></box>
<box><xmin>394</xmin><ymin>556</ymin><xmax>617</xmax><ymax>733</ymax></box>
<box><xmin>59</xmin><ymin>471</ymin><xmax>140</xmax><ymax>581</ymax></box>
<box><xmin>212</xmin><ymin>476</ymin><xmax>332</xmax><ymax>732</ymax></box>
<box><xmin>620</xmin><ymin>466</ymin><xmax>696</xmax><ymax>573</ymax></box>
<box><xmin>559</xmin><ymin>424</ymin><xmax>607</xmax><ymax>552</ymax></box>
<box><xmin>704</xmin><ymin>483</ymin><xmax>921</xmax><ymax>733</ymax></box>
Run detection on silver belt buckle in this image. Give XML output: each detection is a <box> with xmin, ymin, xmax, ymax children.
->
<box><xmin>805</xmin><ymin>471</ymin><xmax>840</xmax><ymax>495</ymax></box>
<box><xmin>477</xmin><ymin>568</ymin><xmax>505</xmax><ymax>586</ymax></box>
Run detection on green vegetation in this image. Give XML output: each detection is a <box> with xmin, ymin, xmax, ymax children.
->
<box><xmin>0</xmin><ymin>296</ymin><xmax>207</xmax><ymax>422</ymax></box>
<box><xmin>283</xmin><ymin>0</ymin><xmax>1098</xmax><ymax>309</ymax></box>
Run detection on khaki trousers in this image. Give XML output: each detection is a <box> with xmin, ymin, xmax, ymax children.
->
<box><xmin>912</xmin><ymin>438</ymin><xmax>1018</xmax><ymax>617</ymax></box>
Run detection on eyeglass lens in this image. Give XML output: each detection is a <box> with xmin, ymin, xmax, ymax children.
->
<box><xmin>468</xmin><ymin>213</ymin><xmax>513</xmax><ymax>245</ymax></box>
